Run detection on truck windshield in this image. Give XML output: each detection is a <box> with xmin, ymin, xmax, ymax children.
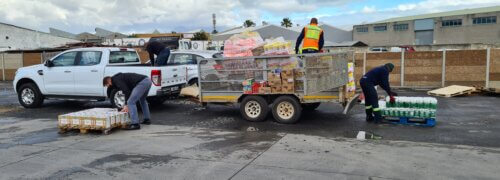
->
<box><xmin>110</xmin><ymin>51</ymin><xmax>140</xmax><ymax>64</ymax></box>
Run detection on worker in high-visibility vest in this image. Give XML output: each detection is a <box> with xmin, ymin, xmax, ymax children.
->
<box><xmin>295</xmin><ymin>18</ymin><xmax>324</xmax><ymax>54</ymax></box>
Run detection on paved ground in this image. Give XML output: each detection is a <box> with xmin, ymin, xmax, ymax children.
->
<box><xmin>1</xmin><ymin>81</ymin><xmax>500</xmax><ymax>179</ymax></box>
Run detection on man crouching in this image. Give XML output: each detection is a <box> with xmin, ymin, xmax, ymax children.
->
<box><xmin>103</xmin><ymin>73</ymin><xmax>152</xmax><ymax>130</ymax></box>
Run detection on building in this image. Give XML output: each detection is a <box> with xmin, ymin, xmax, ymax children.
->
<box><xmin>0</xmin><ymin>22</ymin><xmax>80</xmax><ymax>51</ymax></box>
<box><xmin>353</xmin><ymin>6</ymin><xmax>500</xmax><ymax>47</ymax></box>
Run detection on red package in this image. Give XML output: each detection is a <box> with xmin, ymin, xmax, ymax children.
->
<box><xmin>252</xmin><ymin>82</ymin><xmax>261</xmax><ymax>94</ymax></box>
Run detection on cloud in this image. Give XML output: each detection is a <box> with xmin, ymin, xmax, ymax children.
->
<box><xmin>362</xmin><ymin>6</ymin><xmax>377</xmax><ymax>14</ymax></box>
<box><xmin>0</xmin><ymin>0</ymin><xmax>499</xmax><ymax>34</ymax></box>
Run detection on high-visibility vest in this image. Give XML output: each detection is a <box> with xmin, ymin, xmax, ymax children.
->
<box><xmin>302</xmin><ymin>24</ymin><xmax>322</xmax><ymax>51</ymax></box>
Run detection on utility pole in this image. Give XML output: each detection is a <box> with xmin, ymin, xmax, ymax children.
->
<box><xmin>212</xmin><ymin>13</ymin><xmax>217</xmax><ymax>34</ymax></box>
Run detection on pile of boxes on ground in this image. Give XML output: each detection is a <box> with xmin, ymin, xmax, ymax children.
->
<box><xmin>58</xmin><ymin>108</ymin><xmax>131</xmax><ymax>133</ymax></box>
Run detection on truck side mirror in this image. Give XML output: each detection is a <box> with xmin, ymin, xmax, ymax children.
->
<box><xmin>199</xmin><ymin>60</ymin><xmax>208</xmax><ymax>65</ymax></box>
<box><xmin>45</xmin><ymin>60</ymin><xmax>54</xmax><ymax>67</ymax></box>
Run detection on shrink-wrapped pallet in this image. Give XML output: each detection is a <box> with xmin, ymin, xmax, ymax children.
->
<box><xmin>58</xmin><ymin>108</ymin><xmax>130</xmax><ymax>131</ymax></box>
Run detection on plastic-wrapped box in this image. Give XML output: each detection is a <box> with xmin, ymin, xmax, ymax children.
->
<box><xmin>58</xmin><ymin>108</ymin><xmax>130</xmax><ymax>131</ymax></box>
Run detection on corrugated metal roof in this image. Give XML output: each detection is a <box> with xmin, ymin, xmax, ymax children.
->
<box><xmin>374</xmin><ymin>5</ymin><xmax>500</xmax><ymax>24</ymax></box>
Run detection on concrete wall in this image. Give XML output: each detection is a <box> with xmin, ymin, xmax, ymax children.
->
<box><xmin>0</xmin><ymin>24</ymin><xmax>80</xmax><ymax>51</ymax></box>
<box><xmin>353</xmin><ymin>11</ymin><xmax>500</xmax><ymax>47</ymax></box>
<box><xmin>353</xmin><ymin>49</ymin><xmax>496</xmax><ymax>88</ymax></box>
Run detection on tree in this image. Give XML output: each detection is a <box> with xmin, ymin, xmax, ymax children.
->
<box><xmin>243</xmin><ymin>20</ymin><xmax>256</xmax><ymax>28</ymax></box>
<box><xmin>281</xmin><ymin>18</ymin><xmax>293</xmax><ymax>28</ymax></box>
<box><xmin>192</xmin><ymin>30</ymin><xmax>209</xmax><ymax>40</ymax></box>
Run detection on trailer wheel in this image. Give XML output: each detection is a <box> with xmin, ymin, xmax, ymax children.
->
<box><xmin>302</xmin><ymin>103</ymin><xmax>321</xmax><ymax>111</ymax></box>
<box><xmin>272</xmin><ymin>96</ymin><xmax>302</xmax><ymax>124</ymax></box>
<box><xmin>240</xmin><ymin>96</ymin><xmax>269</xmax><ymax>122</ymax></box>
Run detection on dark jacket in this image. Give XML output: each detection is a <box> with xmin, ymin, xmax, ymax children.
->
<box><xmin>146</xmin><ymin>41</ymin><xmax>166</xmax><ymax>66</ymax></box>
<box><xmin>362</xmin><ymin>65</ymin><xmax>392</xmax><ymax>95</ymax></box>
<box><xmin>111</xmin><ymin>73</ymin><xmax>148</xmax><ymax>104</ymax></box>
<box><xmin>295</xmin><ymin>26</ymin><xmax>324</xmax><ymax>53</ymax></box>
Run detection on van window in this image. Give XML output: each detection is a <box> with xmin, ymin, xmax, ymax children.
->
<box><xmin>110</xmin><ymin>51</ymin><xmax>140</xmax><ymax>64</ymax></box>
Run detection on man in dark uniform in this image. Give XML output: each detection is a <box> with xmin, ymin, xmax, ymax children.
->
<box><xmin>360</xmin><ymin>63</ymin><xmax>398</xmax><ymax>123</ymax></box>
<box><xmin>103</xmin><ymin>73</ymin><xmax>152</xmax><ymax>130</ymax></box>
<box><xmin>146</xmin><ymin>41</ymin><xmax>170</xmax><ymax>66</ymax></box>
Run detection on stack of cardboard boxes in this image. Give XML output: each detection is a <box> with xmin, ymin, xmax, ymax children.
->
<box><xmin>280</xmin><ymin>70</ymin><xmax>295</xmax><ymax>93</ymax></box>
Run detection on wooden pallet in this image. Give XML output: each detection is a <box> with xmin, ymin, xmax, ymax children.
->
<box><xmin>58</xmin><ymin>123</ymin><xmax>129</xmax><ymax>135</ymax></box>
<box><xmin>484</xmin><ymin>88</ymin><xmax>500</xmax><ymax>93</ymax></box>
<box><xmin>427</xmin><ymin>85</ymin><xmax>476</xmax><ymax>97</ymax></box>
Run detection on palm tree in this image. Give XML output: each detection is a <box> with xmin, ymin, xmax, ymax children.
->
<box><xmin>243</xmin><ymin>20</ymin><xmax>256</xmax><ymax>28</ymax></box>
<box><xmin>281</xmin><ymin>18</ymin><xmax>293</xmax><ymax>28</ymax></box>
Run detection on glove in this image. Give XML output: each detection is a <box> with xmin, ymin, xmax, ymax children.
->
<box><xmin>390</xmin><ymin>96</ymin><xmax>396</xmax><ymax>104</ymax></box>
<box><xmin>390</xmin><ymin>92</ymin><xmax>398</xmax><ymax>96</ymax></box>
<box><xmin>295</xmin><ymin>48</ymin><xmax>299</xmax><ymax>54</ymax></box>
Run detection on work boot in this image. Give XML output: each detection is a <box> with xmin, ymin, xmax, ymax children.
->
<box><xmin>373</xmin><ymin>111</ymin><xmax>383</xmax><ymax>124</ymax></box>
<box><xmin>125</xmin><ymin>124</ymin><xmax>141</xmax><ymax>130</ymax></box>
<box><xmin>141</xmin><ymin>119</ymin><xmax>151</xmax><ymax>125</ymax></box>
<box><xmin>365</xmin><ymin>109</ymin><xmax>374</xmax><ymax>122</ymax></box>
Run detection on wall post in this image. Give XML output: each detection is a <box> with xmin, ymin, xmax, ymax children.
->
<box><xmin>442</xmin><ymin>50</ymin><xmax>446</xmax><ymax>87</ymax></box>
<box><xmin>362</xmin><ymin>52</ymin><xmax>367</xmax><ymax>75</ymax></box>
<box><xmin>401</xmin><ymin>51</ymin><xmax>405</xmax><ymax>87</ymax></box>
<box><xmin>486</xmin><ymin>48</ymin><xmax>491</xmax><ymax>89</ymax></box>
<box><xmin>1</xmin><ymin>53</ymin><xmax>5</xmax><ymax>81</ymax></box>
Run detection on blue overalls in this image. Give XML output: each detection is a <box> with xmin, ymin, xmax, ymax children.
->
<box><xmin>360</xmin><ymin>66</ymin><xmax>392</xmax><ymax>122</ymax></box>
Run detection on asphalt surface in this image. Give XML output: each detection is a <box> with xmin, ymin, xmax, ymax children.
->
<box><xmin>1</xmin><ymin>81</ymin><xmax>499</xmax><ymax>148</ymax></box>
<box><xmin>2</xmin><ymin>81</ymin><xmax>500</xmax><ymax>179</ymax></box>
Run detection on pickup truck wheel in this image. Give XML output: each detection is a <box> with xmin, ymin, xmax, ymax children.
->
<box><xmin>302</xmin><ymin>103</ymin><xmax>321</xmax><ymax>111</ymax></box>
<box><xmin>240</xmin><ymin>96</ymin><xmax>269</xmax><ymax>122</ymax></box>
<box><xmin>272</xmin><ymin>96</ymin><xmax>302</xmax><ymax>124</ymax></box>
<box><xmin>147</xmin><ymin>97</ymin><xmax>167</xmax><ymax>106</ymax></box>
<box><xmin>110</xmin><ymin>89</ymin><xmax>126</xmax><ymax>109</ymax></box>
<box><xmin>18</xmin><ymin>83</ymin><xmax>44</xmax><ymax>108</ymax></box>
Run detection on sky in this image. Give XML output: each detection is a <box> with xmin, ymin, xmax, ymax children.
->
<box><xmin>1</xmin><ymin>0</ymin><xmax>500</xmax><ymax>35</ymax></box>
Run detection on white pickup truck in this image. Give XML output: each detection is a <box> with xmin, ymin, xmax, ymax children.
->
<box><xmin>13</xmin><ymin>47</ymin><xmax>187</xmax><ymax>108</ymax></box>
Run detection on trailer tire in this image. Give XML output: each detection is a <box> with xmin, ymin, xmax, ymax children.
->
<box><xmin>272</xmin><ymin>96</ymin><xmax>302</xmax><ymax>124</ymax></box>
<box><xmin>240</xmin><ymin>96</ymin><xmax>269</xmax><ymax>122</ymax></box>
<box><xmin>302</xmin><ymin>103</ymin><xmax>321</xmax><ymax>111</ymax></box>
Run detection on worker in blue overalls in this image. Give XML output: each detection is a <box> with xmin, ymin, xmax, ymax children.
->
<box><xmin>360</xmin><ymin>63</ymin><xmax>398</xmax><ymax>123</ymax></box>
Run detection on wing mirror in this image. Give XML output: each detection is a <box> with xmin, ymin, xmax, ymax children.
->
<box><xmin>45</xmin><ymin>60</ymin><xmax>54</xmax><ymax>67</ymax></box>
<box><xmin>199</xmin><ymin>60</ymin><xmax>208</xmax><ymax>65</ymax></box>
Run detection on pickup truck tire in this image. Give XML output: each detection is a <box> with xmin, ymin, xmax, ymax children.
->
<box><xmin>147</xmin><ymin>97</ymin><xmax>167</xmax><ymax>106</ymax></box>
<box><xmin>110</xmin><ymin>89</ymin><xmax>126</xmax><ymax>109</ymax></box>
<box><xmin>240</xmin><ymin>96</ymin><xmax>269</xmax><ymax>122</ymax></box>
<box><xmin>272</xmin><ymin>96</ymin><xmax>302</xmax><ymax>124</ymax></box>
<box><xmin>18</xmin><ymin>83</ymin><xmax>44</xmax><ymax>108</ymax></box>
<box><xmin>302</xmin><ymin>103</ymin><xmax>321</xmax><ymax>111</ymax></box>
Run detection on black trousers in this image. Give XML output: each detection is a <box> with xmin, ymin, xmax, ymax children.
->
<box><xmin>360</xmin><ymin>78</ymin><xmax>379</xmax><ymax>111</ymax></box>
<box><xmin>302</xmin><ymin>49</ymin><xmax>319</xmax><ymax>54</ymax></box>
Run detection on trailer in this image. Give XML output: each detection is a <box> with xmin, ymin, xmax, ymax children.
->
<box><xmin>196</xmin><ymin>53</ymin><xmax>358</xmax><ymax>124</ymax></box>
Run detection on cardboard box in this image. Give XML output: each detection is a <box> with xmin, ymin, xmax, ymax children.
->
<box><xmin>268</xmin><ymin>72</ymin><xmax>282</xmax><ymax>87</ymax></box>
<box><xmin>58</xmin><ymin>108</ymin><xmax>130</xmax><ymax>130</ymax></box>
<box><xmin>271</xmin><ymin>86</ymin><xmax>282</xmax><ymax>93</ymax></box>
<box><xmin>282</xmin><ymin>83</ymin><xmax>295</xmax><ymax>93</ymax></box>
<box><xmin>258</xmin><ymin>87</ymin><xmax>272</xmax><ymax>94</ymax></box>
